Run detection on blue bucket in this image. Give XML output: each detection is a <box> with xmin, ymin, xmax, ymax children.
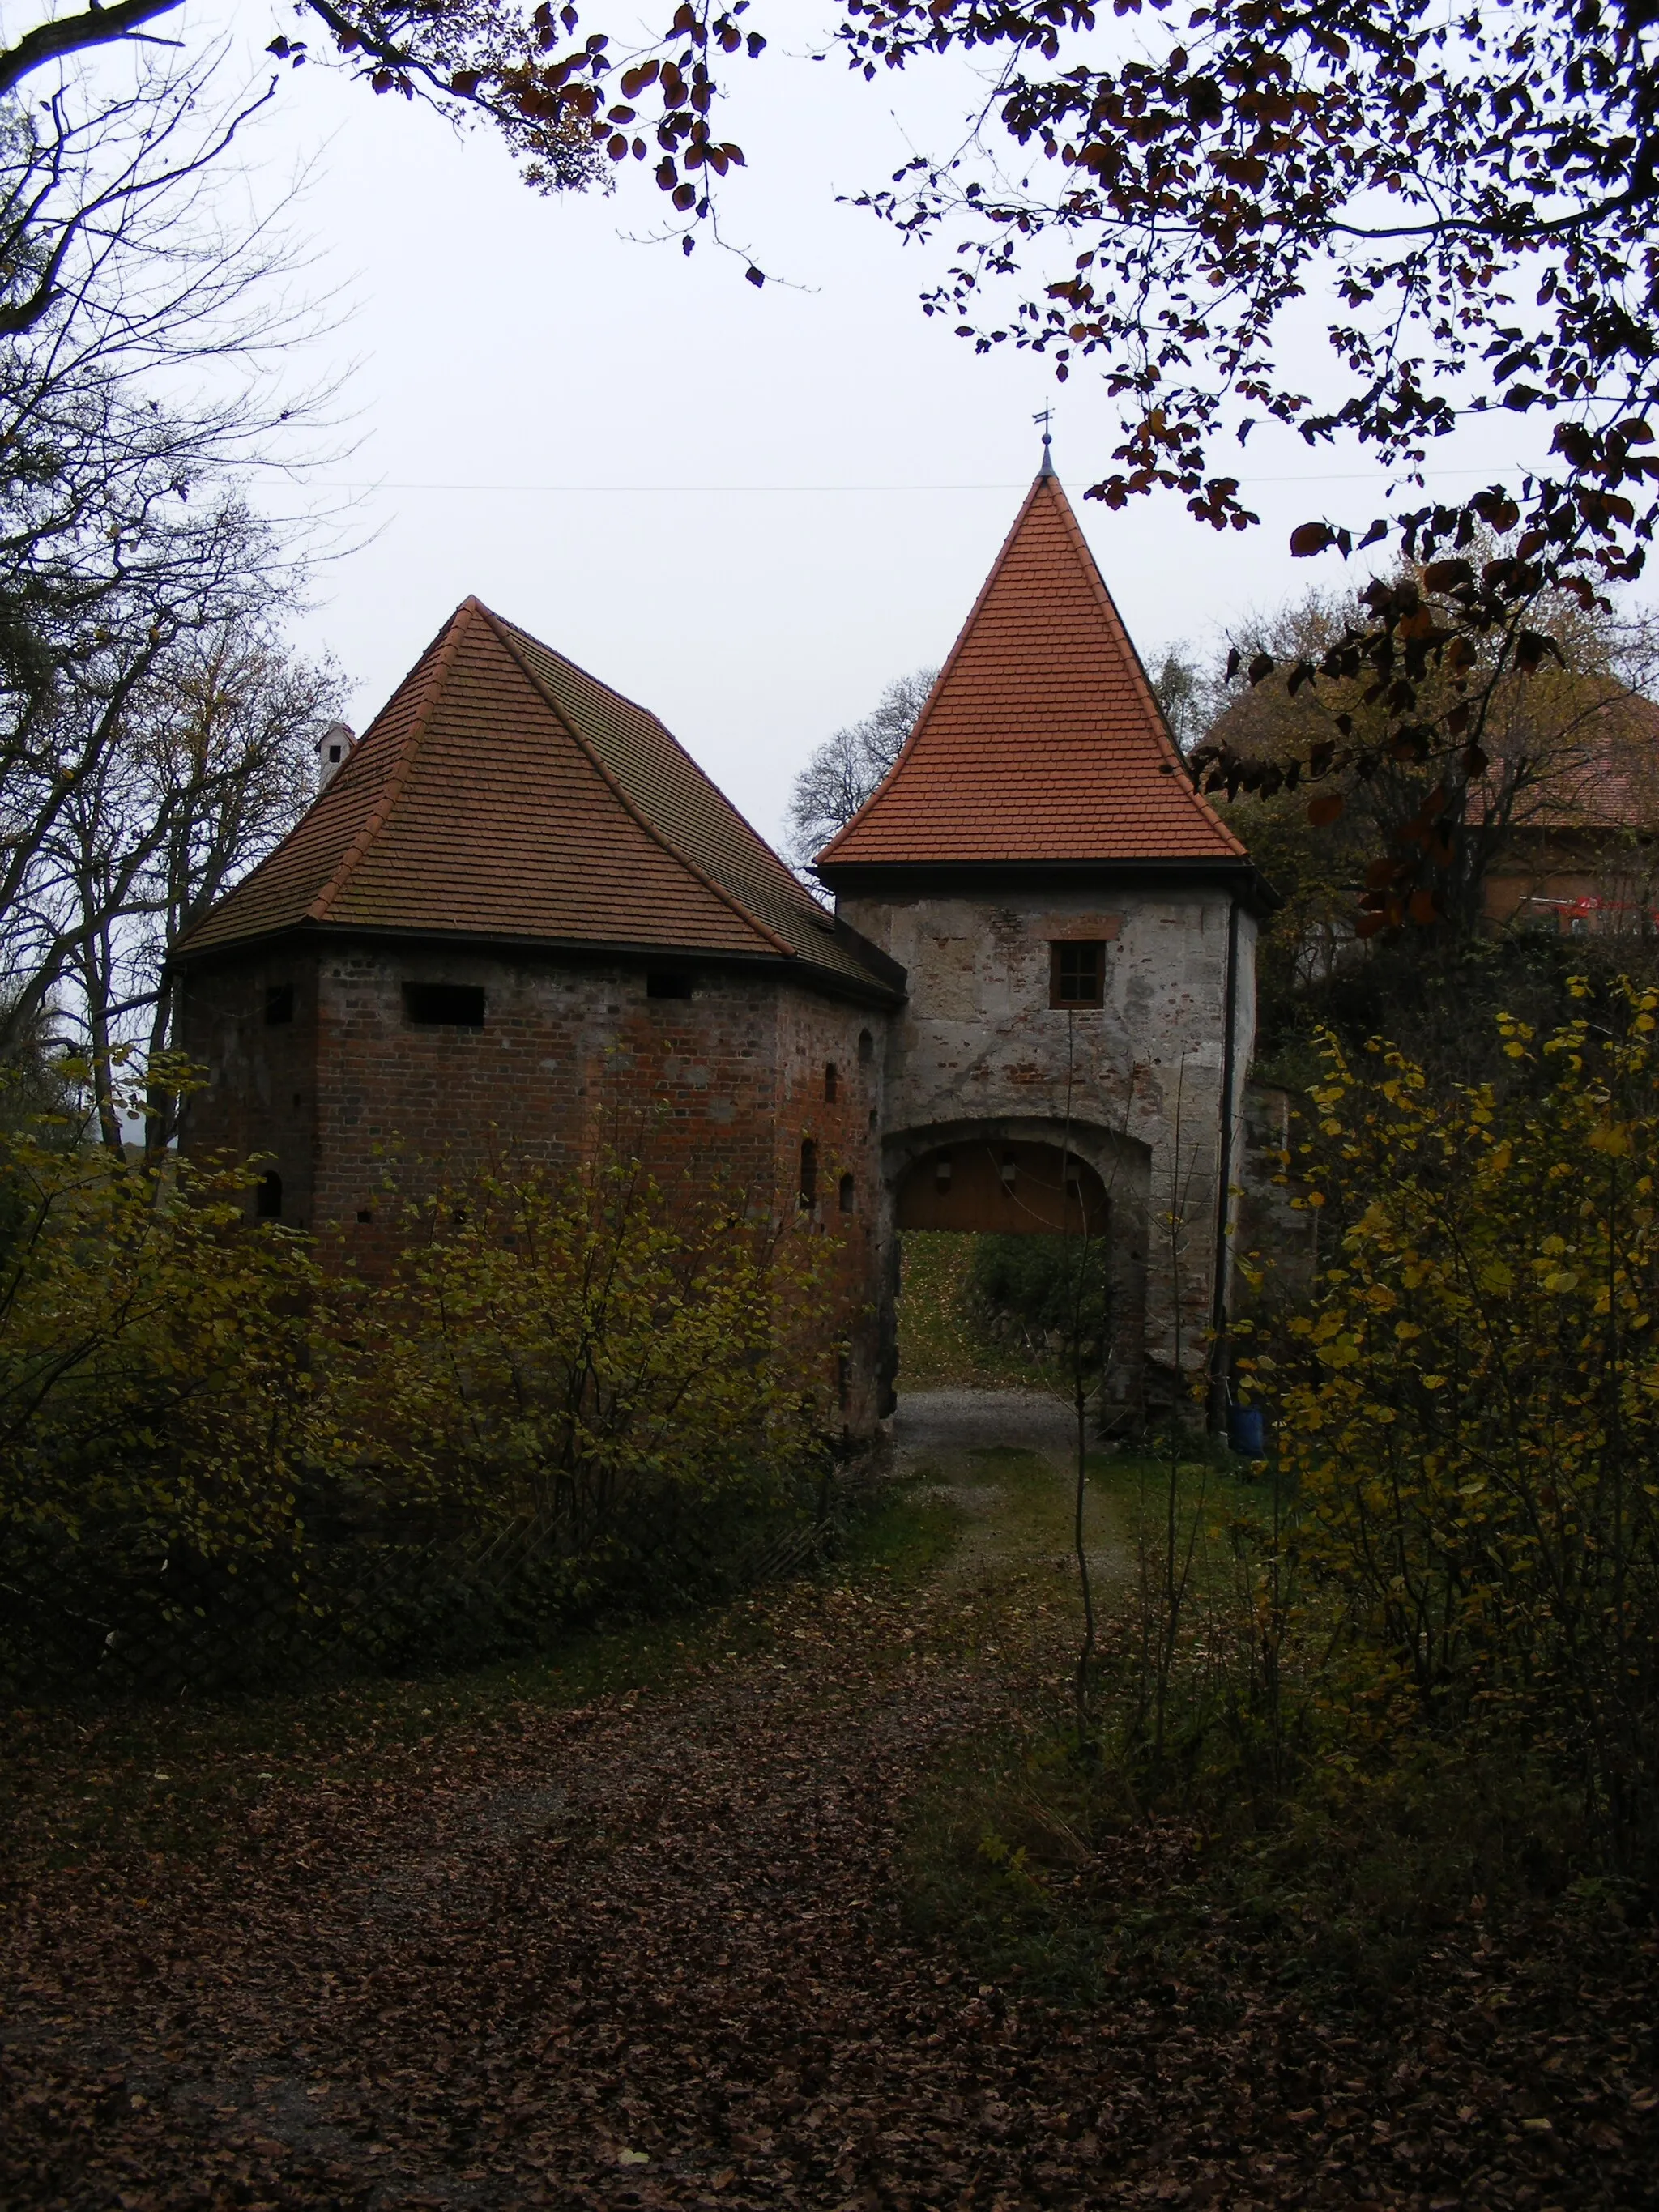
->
<box><xmin>1227</xmin><ymin>1402</ymin><xmax>1266</xmax><ymax>1457</ymax></box>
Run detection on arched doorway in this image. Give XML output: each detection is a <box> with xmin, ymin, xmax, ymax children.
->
<box><xmin>894</xmin><ymin>1139</ymin><xmax>1107</xmax><ymax>1237</ymax></box>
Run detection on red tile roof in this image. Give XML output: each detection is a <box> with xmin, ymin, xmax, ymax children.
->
<box><xmin>175</xmin><ymin>599</ymin><xmax>893</xmax><ymax>997</ymax></box>
<box><xmin>815</xmin><ymin>472</ymin><xmax>1245</xmax><ymax>870</ymax></box>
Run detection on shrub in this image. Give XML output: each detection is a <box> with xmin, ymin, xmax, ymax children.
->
<box><xmin>0</xmin><ymin>1102</ymin><xmax>322</xmax><ymax>1687</ymax></box>
<box><xmin>0</xmin><ymin>1093</ymin><xmax>840</xmax><ymax>1690</ymax></box>
<box><xmin>331</xmin><ymin>1153</ymin><xmax>837</xmax><ymax>1660</ymax></box>
<box><xmin>1245</xmin><ymin>980</ymin><xmax>1659</xmax><ymax>1869</ymax></box>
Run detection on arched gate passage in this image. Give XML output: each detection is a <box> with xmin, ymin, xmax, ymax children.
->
<box><xmin>879</xmin><ymin>1117</ymin><xmax>1149</xmax><ymax>1424</ymax></box>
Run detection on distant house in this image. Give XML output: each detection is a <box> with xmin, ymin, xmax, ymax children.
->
<box><xmin>1482</xmin><ymin>695</ymin><xmax>1659</xmax><ymax>934</ymax></box>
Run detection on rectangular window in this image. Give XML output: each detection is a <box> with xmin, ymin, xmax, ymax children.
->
<box><xmin>403</xmin><ymin>982</ymin><xmax>485</xmax><ymax>1028</ymax></box>
<box><xmin>646</xmin><ymin>971</ymin><xmax>693</xmax><ymax>999</ymax></box>
<box><xmin>1050</xmin><ymin>940</ymin><xmax>1106</xmax><ymax>1008</ymax></box>
<box><xmin>265</xmin><ymin>982</ymin><xmax>294</xmax><ymax>1025</ymax></box>
<box><xmin>825</xmin><ymin>1061</ymin><xmax>838</xmax><ymax>1102</ymax></box>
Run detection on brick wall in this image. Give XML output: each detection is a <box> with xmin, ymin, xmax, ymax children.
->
<box><xmin>177</xmin><ymin>937</ymin><xmax>890</xmax><ymax>1434</ymax></box>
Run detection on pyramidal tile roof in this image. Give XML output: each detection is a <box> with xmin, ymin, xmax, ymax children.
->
<box><xmin>815</xmin><ymin>471</ymin><xmax>1246</xmax><ymax>872</ymax></box>
<box><xmin>176</xmin><ymin>598</ymin><xmax>892</xmax><ymax>997</ymax></box>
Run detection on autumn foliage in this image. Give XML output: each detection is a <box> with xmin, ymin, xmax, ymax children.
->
<box><xmin>0</xmin><ymin>1092</ymin><xmax>837</xmax><ymax>1691</ymax></box>
<box><xmin>1234</xmin><ymin>981</ymin><xmax>1659</xmax><ymax>1866</ymax></box>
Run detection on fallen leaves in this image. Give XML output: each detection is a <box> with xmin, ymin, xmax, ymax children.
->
<box><xmin>1</xmin><ymin>1568</ymin><xmax>1656</xmax><ymax>2210</ymax></box>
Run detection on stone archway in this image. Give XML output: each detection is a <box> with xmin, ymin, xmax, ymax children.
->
<box><xmin>876</xmin><ymin>1115</ymin><xmax>1150</xmax><ymax>1424</ymax></box>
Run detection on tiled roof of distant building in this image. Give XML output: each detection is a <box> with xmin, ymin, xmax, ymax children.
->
<box><xmin>815</xmin><ymin>471</ymin><xmax>1245</xmax><ymax>872</ymax></box>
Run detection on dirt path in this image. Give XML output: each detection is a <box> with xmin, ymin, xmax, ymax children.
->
<box><xmin>4</xmin><ymin>1395</ymin><xmax>1656</xmax><ymax>2210</ymax></box>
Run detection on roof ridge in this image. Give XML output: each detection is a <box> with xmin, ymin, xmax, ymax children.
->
<box><xmin>309</xmin><ymin>599</ymin><xmax>480</xmax><ymax>926</ymax></box>
<box><xmin>817</xmin><ymin>476</ymin><xmax>1048</xmax><ymax>864</ymax></box>
<box><xmin>478</xmin><ymin>605</ymin><xmax>796</xmax><ymax>960</ymax></box>
<box><xmin>1038</xmin><ymin>476</ymin><xmax>1243</xmax><ymax>857</ymax></box>
<box><xmin>497</xmin><ymin>614</ymin><xmax>817</xmax><ymax>914</ymax></box>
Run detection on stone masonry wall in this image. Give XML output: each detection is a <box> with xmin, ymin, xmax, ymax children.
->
<box><xmin>837</xmin><ymin>884</ymin><xmax>1256</xmax><ymax>1397</ymax></box>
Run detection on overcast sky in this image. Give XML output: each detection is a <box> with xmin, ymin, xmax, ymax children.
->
<box><xmin>177</xmin><ymin>5</ymin><xmax>1572</xmax><ymax>852</ymax></box>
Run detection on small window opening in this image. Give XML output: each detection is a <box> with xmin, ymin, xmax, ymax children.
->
<box><xmin>934</xmin><ymin>1153</ymin><xmax>953</xmax><ymax>1191</ymax></box>
<box><xmin>858</xmin><ymin>1028</ymin><xmax>874</xmax><ymax>1065</ymax></box>
<box><xmin>356</xmin><ymin>1208</ymin><xmax>373</xmax><ymax>1225</ymax></box>
<box><xmin>256</xmin><ymin>1170</ymin><xmax>283</xmax><ymax>1220</ymax></box>
<box><xmin>403</xmin><ymin>982</ymin><xmax>485</xmax><ymax>1027</ymax></box>
<box><xmin>265</xmin><ymin>982</ymin><xmax>294</xmax><ymax>1025</ymax></box>
<box><xmin>868</xmin><ymin>1107</ymin><xmax>878</xmax><ymax>1131</ymax></box>
<box><xmin>799</xmin><ymin>1137</ymin><xmax>818</xmax><ymax>1209</ymax></box>
<box><xmin>646</xmin><ymin>971</ymin><xmax>693</xmax><ymax>999</ymax></box>
<box><xmin>1051</xmin><ymin>940</ymin><xmax>1106</xmax><ymax>1009</ymax></box>
<box><xmin>838</xmin><ymin>1171</ymin><xmax>855</xmax><ymax>1214</ymax></box>
<box><xmin>1000</xmin><ymin>1152</ymin><xmax>1018</xmax><ymax>1191</ymax></box>
<box><xmin>825</xmin><ymin>1061</ymin><xmax>838</xmax><ymax>1102</ymax></box>
<box><xmin>327</xmin><ymin>742</ymin><xmax>343</xmax><ymax>763</ymax></box>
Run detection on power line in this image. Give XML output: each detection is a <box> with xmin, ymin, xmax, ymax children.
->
<box><xmin>309</xmin><ymin>463</ymin><xmax>1521</xmax><ymax>495</ymax></box>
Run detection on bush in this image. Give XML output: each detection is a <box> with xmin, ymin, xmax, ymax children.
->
<box><xmin>0</xmin><ymin>1106</ymin><xmax>322</xmax><ymax>1688</ymax></box>
<box><xmin>1242</xmin><ymin>979</ymin><xmax>1659</xmax><ymax>1872</ymax></box>
<box><xmin>329</xmin><ymin>1153</ymin><xmax>837</xmax><ymax>1664</ymax></box>
<box><xmin>0</xmin><ymin>1099</ymin><xmax>840</xmax><ymax>1693</ymax></box>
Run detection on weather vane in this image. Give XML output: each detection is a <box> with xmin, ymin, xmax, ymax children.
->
<box><xmin>1033</xmin><ymin>407</ymin><xmax>1055</xmax><ymax>476</ymax></box>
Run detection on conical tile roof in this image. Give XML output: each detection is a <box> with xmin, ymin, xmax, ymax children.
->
<box><xmin>815</xmin><ymin>471</ymin><xmax>1244</xmax><ymax>871</ymax></box>
<box><xmin>176</xmin><ymin>599</ymin><xmax>895</xmax><ymax>998</ymax></box>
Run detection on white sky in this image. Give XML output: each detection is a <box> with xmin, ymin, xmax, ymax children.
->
<box><xmin>173</xmin><ymin>6</ymin><xmax>1572</xmax><ymax>850</ymax></box>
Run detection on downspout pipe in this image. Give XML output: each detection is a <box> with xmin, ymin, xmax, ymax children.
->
<box><xmin>1209</xmin><ymin>897</ymin><xmax>1242</xmax><ymax>1430</ymax></box>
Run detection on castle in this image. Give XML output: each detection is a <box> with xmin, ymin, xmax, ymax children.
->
<box><xmin>173</xmin><ymin>466</ymin><xmax>1269</xmax><ymax>1430</ymax></box>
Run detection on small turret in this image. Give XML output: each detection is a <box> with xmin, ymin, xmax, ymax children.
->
<box><xmin>316</xmin><ymin>722</ymin><xmax>355</xmax><ymax>790</ymax></box>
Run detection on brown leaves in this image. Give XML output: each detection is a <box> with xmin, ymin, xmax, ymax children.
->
<box><xmin>4</xmin><ymin>1561</ymin><xmax>1657</xmax><ymax>2211</ymax></box>
<box><xmin>1307</xmin><ymin>791</ymin><xmax>1345</xmax><ymax>827</ymax></box>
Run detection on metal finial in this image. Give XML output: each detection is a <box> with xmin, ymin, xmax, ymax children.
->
<box><xmin>1033</xmin><ymin>407</ymin><xmax>1056</xmax><ymax>476</ymax></box>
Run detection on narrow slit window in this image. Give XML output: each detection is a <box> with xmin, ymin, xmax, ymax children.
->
<box><xmin>838</xmin><ymin>1171</ymin><xmax>855</xmax><ymax>1214</ymax></box>
<box><xmin>799</xmin><ymin>1137</ymin><xmax>818</xmax><ymax>1209</ymax></box>
<box><xmin>403</xmin><ymin>982</ymin><xmax>485</xmax><ymax>1028</ymax></box>
<box><xmin>265</xmin><ymin>982</ymin><xmax>294</xmax><ymax>1025</ymax></box>
<box><xmin>858</xmin><ymin>1028</ymin><xmax>874</xmax><ymax>1065</ymax></box>
<box><xmin>1050</xmin><ymin>940</ymin><xmax>1106</xmax><ymax>1009</ymax></box>
<box><xmin>825</xmin><ymin>1061</ymin><xmax>838</xmax><ymax>1102</ymax></box>
<box><xmin>256</xmin><ymin>1170</ymin><xmax>283</xmax><ymax>1220</ymax></box>
<box><xmin>934</xmin><ymin>1153</ymin><xmax>953</xmax><ymax>1191</ymax></box>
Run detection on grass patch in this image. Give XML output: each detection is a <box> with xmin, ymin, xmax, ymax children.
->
<box><xmin>837</xmin><ymin>1472</ymin><xmax>969</xmax><ymax>1588</ymax></box>
<box><xmin>897</xmin><ymin>1232</ymin><xmax>1064</xmax><ymax>1389</ymax></box>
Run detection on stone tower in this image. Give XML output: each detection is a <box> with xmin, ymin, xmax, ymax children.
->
<box><xmin>815</xmin><ymin>468</ymin><xmax>1269</xmax><ymax>1421</ymax></box>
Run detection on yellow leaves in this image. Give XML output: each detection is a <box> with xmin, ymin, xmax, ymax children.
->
<box><xmin>1503</xmin><ymin>1041</ymin><xmax>1528</xmax><ymax>1059</ymax></box>
<box><xmin>1586</xmin><ymin>1121</ymin><xmax>1632</xmax><ymax>1156</ymax></box>
<box><xmin>1420</xmin><ymin>1374</ymin><xmax>1448</xmax><ymax>1390</ymax></box>
<box><xmin>1542</xmin><ymin>1270</ymin><xmax>1580</xmax><ymax>1293</ymax></box>
<box><xmin>1478</xmin><ymin>1260</ymin><xmax>1514</xmax><ymax>1294</ymax></box>
<box><xmin>1394</xmin><ymin>1319</ymin><xmax>1423</xmax><ymax>1340</ymax></box>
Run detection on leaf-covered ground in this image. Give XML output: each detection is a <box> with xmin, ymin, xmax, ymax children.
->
<box><xmin>3</xmin><ymin>1395</ymin><xmax>1657</xmax><ymax>2210</ymax></box>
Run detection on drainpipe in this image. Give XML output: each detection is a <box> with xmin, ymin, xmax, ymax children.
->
<box><xmin>1208</xmin><ymin>897</ymin><xmax>1242</xmax><ymax>1430</ymax></box>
